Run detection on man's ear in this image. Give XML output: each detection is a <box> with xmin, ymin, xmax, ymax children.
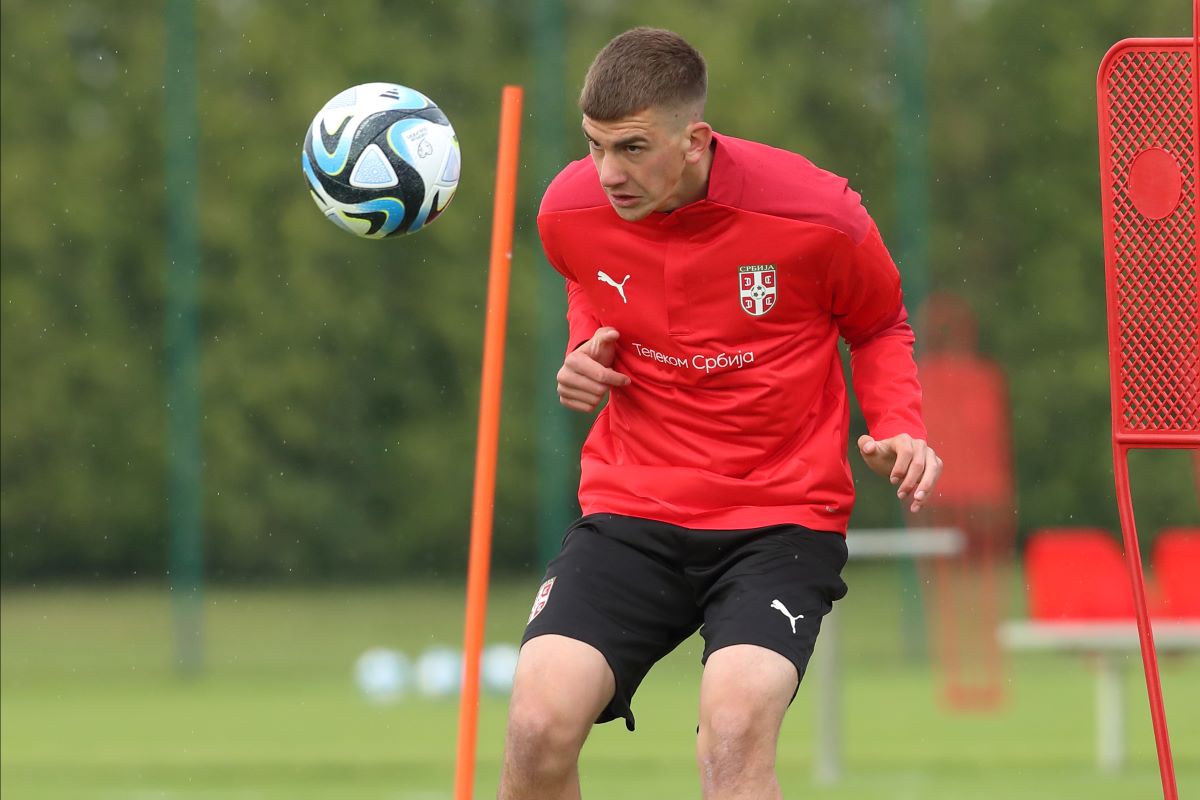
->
<box><xmin>685</xmin><ymin>122</ymin><xmax>713</xmax><ymax>164</ymax></box>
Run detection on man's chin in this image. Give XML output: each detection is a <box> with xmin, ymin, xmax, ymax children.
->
<box><xmin>609</xmin><ymin>201</ymin><xmax>650</xmax><ymax>221</ymax></box>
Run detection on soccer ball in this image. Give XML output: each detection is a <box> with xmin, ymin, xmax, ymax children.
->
<box><xmin>414</xmin><ymin>646</ymin><xmax>462</xmax><ymax>698</ymax></box>
<box><xmin>353</xmin><ymin>647</ymin><xmax>411</xmax><ymax>704</ymax></box>
<box><xmin>302</xmin><ymin>82</ymin><xmax>460</xmax><ymax>238</ymax></box>
<box><xmin>481</xmin><ymin>643</ymin><xmax>520</xmax><ymax>694</ymax></box>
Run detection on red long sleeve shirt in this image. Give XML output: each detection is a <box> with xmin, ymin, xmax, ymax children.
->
<box><xmin>538</xmin><ymin>133</ymin><xmax>926</xmax><ymax>533</ymax></box>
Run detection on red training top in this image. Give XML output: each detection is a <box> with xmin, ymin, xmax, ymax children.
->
<box><xmin>538</xmin><ymin>133</ymin><xmax>926</xmax><ymax>533</ymax></box>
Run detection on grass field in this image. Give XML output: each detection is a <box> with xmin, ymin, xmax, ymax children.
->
<box><xmin>2</xmin><ymin>563</ymin><xmax>1197</xmax><ymax>799</ymax></box>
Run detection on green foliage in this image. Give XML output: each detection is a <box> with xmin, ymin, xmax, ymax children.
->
<box><xmin>922</xmin><ymin>0</ymin><xmax>1198</xmax><ymax>536</ymax></box>
<box><xmin>1</xmin><ymin>0</ymin><xmax>1195</xmax><ymax>580</ymax></box>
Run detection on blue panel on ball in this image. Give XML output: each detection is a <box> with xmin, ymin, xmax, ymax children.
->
<box><xmin>385</xmin><ymin>118</ymin><xmax>425</xmax><ymax>164</ymax></box>
<box><xmin>313</xmin><ymin>118</ymin><xmax>355</xmax><ymax>176</ymax></box>
<box><xmin>357</xmin><ymin>197</ymin><xmax>407</xmax><ymax>236</ymax></box>
<box><xmin>408</xmin><ymin>202</ymin><xmax>431</xmax><ymax>235</ymax></box>
<box><xmin>301</xmin><ymin>151</ymin><xmax>324</xmax><ymax>193</ymax></box>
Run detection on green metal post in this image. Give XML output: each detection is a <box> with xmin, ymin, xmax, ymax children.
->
<box><xmin>532</xmin><ymin>0</ymin><xmax>575</xmax><ymax>566</ymax></box>
<box><xmin>165</xmin><ymin>0</ymin><xmax>204</xmax><ymax>674</ymax></box>
<box><xmin>896</xmin><ymin>0</ymin><xmax>930</xmax><ymax>312</ymax></box>
<box><xmin>894</xmin><ymin>0</ymin><xmax>930</xmax><ymax>660</ymax></box>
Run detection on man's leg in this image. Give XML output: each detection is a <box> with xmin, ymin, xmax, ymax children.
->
<box><xmin>696</xmin><ymin>644</ymin><xmax>798</xmax><ymax>800</ymax></box>
<box><xmin>498</xmin><ymin>634</ymin><xmax>616</xmax><ymax>800</ymax></box>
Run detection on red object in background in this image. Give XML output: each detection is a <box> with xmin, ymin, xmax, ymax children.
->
<box><xmin>1153</xmin><ymin>528</ymin><xmax>1200</xmax><ymax>619</ymax></box>
<box><xmin>920</xmin><ymin>503</ymin><xmax>1009</xmax><ymax>710</ymax></box>
<box><xmin>919</xmin><ymin>355</ymin><xmax>1013</xmax><ymax>506</ymax></box>
<box><xmin>917</xmin><ymin>291</ymin><xmax>1015</xmax><ymax>711</ymax></box>
<box><xmin>1097</xmin><ymin>27</ymin><xmax>1200</xmax><ymax>799</ymax></box>
<box><xmin>920</xmin><ymin>291</ymin><xmax>1015</xmax><ymax>510</ymax></box>
<box><xmin>1025</xmin><ymin>528</ymin><xmax>1136</xmax><ymax>621</ymax></box>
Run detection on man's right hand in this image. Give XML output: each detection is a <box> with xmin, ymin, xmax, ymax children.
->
<box><xmin>556</xmin><ymin>327</ymin><xmax>631</xmax><ymax>413</ymax></box>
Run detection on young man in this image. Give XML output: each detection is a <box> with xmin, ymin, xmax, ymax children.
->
<box><xmin>499</xmin><ymin>27</ymin><xmax>943</xmax><ymax>800</ymax></box>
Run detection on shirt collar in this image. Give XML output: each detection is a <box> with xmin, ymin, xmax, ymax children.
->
<box><xmin>704</xmin><ymin>132</ymin><xmax>743</xmax><ymax>208</ymax></box>
<box><xmin>662</xmin><ymin>132</ymin><xmax>742</xmax><ymax>217</ymax></box>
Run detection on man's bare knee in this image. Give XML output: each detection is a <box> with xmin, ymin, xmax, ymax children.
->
<box><xmin>696</xmin><ymin>647</ymin><xmax>794</xmax><ymax>799</ymax></box>
<box><xmin>498</xmin><ymin>636</ymin><xmax>614</xmax><ymax>799</ymax></box>
<box><xmin>697</xmin><ymin>705</ymin><xmax>776</xmax><ymax>791</ymax></box>
<box><xmin>504</xmin><ymin>702</ymin><xmax>590</xmax><ymax>778</ymax></box>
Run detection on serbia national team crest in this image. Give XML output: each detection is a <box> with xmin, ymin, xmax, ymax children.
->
<box><xmin>738</xmin><ymin>264</ymin><xmax>777</xmax><ymax>316</ymax></box>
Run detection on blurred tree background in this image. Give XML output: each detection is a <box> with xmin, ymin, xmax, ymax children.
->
<box><xmin>1</xmin><ymin>0</ymin><xmax>1196</xmax><ymax>582</ymax></box>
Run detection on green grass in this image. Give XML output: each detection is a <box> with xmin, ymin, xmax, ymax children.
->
<box><xmin>2</xmin><ymin>564</ymin><xmax>1197</xmax><ymax>798</ymax></box>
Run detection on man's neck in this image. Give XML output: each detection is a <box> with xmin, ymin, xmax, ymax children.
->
<box><xmin>668</xmin><ymin>139</ymin><xmax>716</xmax><ymax>211</ymax></box>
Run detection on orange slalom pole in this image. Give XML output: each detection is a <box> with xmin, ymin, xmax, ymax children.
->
<box><xmin>453</xmin><ymin>85</ymin><xmax>523</xmax><ymax>800</ymax></box>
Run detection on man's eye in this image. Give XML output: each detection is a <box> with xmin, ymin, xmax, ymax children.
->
<box><xmin>625</xmin><ymin>145</ymin><xmax>642</xmax><ymax>154</ymax></box>
<box><xmin>587</xmin><ymin>139</ymin><xmax>601</xmax><ymax>150</ymax></box>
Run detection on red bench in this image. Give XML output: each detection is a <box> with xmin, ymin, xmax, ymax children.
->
<box><xmin>1000</xmin><ymin>527</ymin><xmax>1200</xmax><ymax>772</ymax></box>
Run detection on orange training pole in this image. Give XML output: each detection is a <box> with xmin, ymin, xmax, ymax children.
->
<box><xmin>454</xmin><ymin>85</ymin><xmax>523</xmax><ymax>800</ymax></box>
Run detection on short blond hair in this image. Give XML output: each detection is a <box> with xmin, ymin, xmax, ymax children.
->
<box><xmin>580</xmin><ymin>28</ymin><xmax>707</xmax><ymax>121</ymax></box>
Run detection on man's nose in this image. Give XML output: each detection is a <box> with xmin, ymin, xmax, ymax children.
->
<box><xmin>598</xmin><ymin>156</ymin><xmax>626</xmax><ymax>188</ymax></box>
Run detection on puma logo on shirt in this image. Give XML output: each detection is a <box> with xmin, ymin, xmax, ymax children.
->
<box><xmin>597</xmin><ymin>270</ymin><xmax>631</xmax><ymax>304</ymax></box>
<box><xmin>770</xmin><ymin>598</ymin><xmax>805</xmax><ymax>634</ymax></box>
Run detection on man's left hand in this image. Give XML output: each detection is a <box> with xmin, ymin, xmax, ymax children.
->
<box><xmin>857</xmin><ymin>434</ymin><xmax>943</xmax><ymax>513</ymax></box>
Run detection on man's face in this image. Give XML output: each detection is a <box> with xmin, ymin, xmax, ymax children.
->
<box><xmin>582</xmin><ymin>106</ymin><xmax>699</xmax><ymax>222</ymax></box>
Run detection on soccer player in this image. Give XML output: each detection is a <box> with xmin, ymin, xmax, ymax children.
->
<box><xmin>498</xmin><ymin>27</ymin><xmax>943</xmax><ymax>800</ymax></box>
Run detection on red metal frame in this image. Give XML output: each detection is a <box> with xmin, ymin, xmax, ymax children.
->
<box><xmin>1097</xmin><ymin>24</ymin><xmax>1200</xmax><ymax>800</ymax></box>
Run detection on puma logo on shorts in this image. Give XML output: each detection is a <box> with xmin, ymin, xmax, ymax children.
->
<box><xmin>770</xmin><ymin>598</ymin><xmax>805</xmax><ymax>634</ymax></box>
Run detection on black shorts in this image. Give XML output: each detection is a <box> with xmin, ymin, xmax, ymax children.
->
<box><xmin>521</xmin><ymin>513</ymin><xmax>849</xmax><ymax>731</ymax></box>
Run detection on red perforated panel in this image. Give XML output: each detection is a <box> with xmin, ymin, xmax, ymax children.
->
<box><xmin>1096</xmin><ymin>37</ymin><xmax>1194</xmax><ymax>799</ymax></box>
<box><xmin>1099</xmin><ymin>42</ymin><xmax>1200</xmax><ymax>440</ymax></box>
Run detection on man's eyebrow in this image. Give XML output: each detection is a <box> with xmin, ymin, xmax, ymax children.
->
<box><xmin>582</xmin><ymin>128</ymin><xmax>649</xmax><ymax>148</ymax></box>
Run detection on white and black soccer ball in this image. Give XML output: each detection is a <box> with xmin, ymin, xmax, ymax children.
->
<box><xmin>353</xmin><ymin>647</ymin><xmax>410</xmax><ymax>704</ymax></box>
<box><xmin>302</xmin><ymin>82</ymin><xmax>460</xmax><ymax>238</ymax></box>
<box><xmin>481</xmin><ymin>643</ymin><xmax>520</xmax><ymax>694</ymax></box>
<box><xmin>414</xmin><ymin>646</ymin><xmax>462</xmax><ymax>698</ymax></box>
